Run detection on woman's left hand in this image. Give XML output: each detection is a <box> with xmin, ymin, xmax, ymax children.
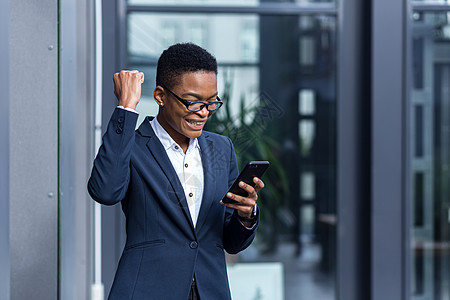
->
<box><xmin>221</xmin><ymin>177</ymin><xmax>265</xmax><ymax>226</ymax></box>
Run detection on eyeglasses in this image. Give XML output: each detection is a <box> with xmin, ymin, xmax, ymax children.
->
<box><xmin>160</xmin><ymin>85</ymin><xmax>223</xmax><ymax>112</ymax></box>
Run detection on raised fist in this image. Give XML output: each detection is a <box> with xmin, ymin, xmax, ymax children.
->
<box><xmin>113</xmin><ymin>70</ymin><xmax>144</xmax><ymax>110</ymax></box>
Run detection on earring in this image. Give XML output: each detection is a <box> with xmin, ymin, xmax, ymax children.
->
<box><xmin>159</xmin><ymin>103</ymin><xmax>164</xmax><ymax>106</ymax></box>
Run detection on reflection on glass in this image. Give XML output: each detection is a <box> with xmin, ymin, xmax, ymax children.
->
<box><xmin>299</xmin><ymin>89</ymin><xmax>316</xmax><ymax>115</ymax></box>
<box><xmin>128</xmin><ymin>0</ymin><xmax>334</xmax><ymax>5</ymax></box>
<box><xmin>128</xmin><ymin>13</ymin><xmax>259</xmax><ymax>63</ymax></box>
<box><xmin>410</xmin><ymin>11</ymin><xmax>450</xmax><ymax>300</ymax></box>
<box><xmin>127</xmin><ymin>11</ymin><xmax>336</xmax><ymax>300</ymax></box>
<box><xmin>299</xmin><ymin>120</ymin><xmax>315</xmax><ymax>156</ymax></box>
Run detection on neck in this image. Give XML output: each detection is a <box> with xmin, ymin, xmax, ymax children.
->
<box><xmin>156</xmin><ymin>114</ymin><xmax>190</xmax><ymax>153</ymax></box>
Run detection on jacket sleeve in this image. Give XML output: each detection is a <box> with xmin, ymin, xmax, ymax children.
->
<box><xmin>87</xmin><ymin>108</ymin><xmax>138</xmax><ymax>205</ymax></box>
<box><xmin>222</xmin><ymin>137</ymin><xmax>259</xmax><ymax>254</ymax></box>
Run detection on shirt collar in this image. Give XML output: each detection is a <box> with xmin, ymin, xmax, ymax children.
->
<box><xmin>150</xmin><ymin>115</ymin><xmax>200</xmax><ymax>153</ymax></box>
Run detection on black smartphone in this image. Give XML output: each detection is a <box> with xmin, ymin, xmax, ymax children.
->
<box><xmin>222</xmin><ymin>161</ymin><xmax>270</xmax><ymax>204</ymax></box>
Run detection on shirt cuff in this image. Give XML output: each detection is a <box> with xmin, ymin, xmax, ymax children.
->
<box><xmin>238</xmin><ymin>203</ymin><xmax>258</xmax><ymax>230</ymax></box>
<box><xmin>117</xmin><ymin>105</ymin><xmax>138</xmax><ymax>114</ymax></box>
<box><xmin>240</xmin><ymin>221</ymin><xmax>257</xmax><ymax>230</ymax></box>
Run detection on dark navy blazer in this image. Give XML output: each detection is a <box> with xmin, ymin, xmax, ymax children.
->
<box><xmin>88</xmin><ymin>108</ymin><xmax>258</xmax><ymax>299</ymax></box>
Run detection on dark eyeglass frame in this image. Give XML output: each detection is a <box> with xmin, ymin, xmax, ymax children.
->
<box><xmin>160</xmin><ymin>85</ymin><xmax>223</xmax><ymax>112</ymax></box>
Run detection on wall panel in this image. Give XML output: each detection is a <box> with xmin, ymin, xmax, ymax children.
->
<box><xmin>9</xmin><ymin>0</ymin><xmax>59</xmax><ymax>298</ymax></box>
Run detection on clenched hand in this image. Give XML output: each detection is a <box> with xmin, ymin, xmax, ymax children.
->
<box><xmin>113</xmin><ymin>70</ymin><xmax>145</xmax><ymax>110</ymax></box>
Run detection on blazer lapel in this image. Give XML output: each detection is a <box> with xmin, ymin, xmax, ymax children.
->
<box><xmin>196</xmin><ymin>133</ymin><xmax>217</xmax><ymax>231</ymax></box>
<box><xmin>137</xmin><ymin>117</ymin><xmax>195</xmax><ymax>230</ymax></box>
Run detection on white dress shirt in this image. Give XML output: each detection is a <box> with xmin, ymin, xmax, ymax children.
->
<box><xmin>150</xmin><ymin>116</ymin><xmax>204</xmax><ymax>227</ymax></box>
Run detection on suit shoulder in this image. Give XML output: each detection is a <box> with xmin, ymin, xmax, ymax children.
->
<box><xmin>202</xmin><ymin>131</ymin><xmax>232</xmax><ymax>144</ymax></box>
<box><xmin>201</xmin><ymin>131</ymin><xmax>235</xmax><ymax>154</ymax></box>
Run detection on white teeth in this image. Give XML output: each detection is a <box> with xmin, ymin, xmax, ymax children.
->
<box><xmin>188</xmin><ymin>120</ymin><xmax>203</xmax><ymax>125</ymax></box>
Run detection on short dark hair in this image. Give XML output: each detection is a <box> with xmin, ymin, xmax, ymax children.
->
<box><xmin>156</xmin><ymin>43</ymin><xmax>218</xmax><ymax>88</ymax></box>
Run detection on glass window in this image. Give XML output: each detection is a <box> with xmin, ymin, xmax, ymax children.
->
<box><xmin>127</xmin><ymin>0</ymin><xmax>334</xmax><ymax>6</ymax></box>
<box><xmin>409</xmin><ymin>10</ymin><xmax>450</xmax><ymax>300</ymax></box>
<box><xmin>127</xmin><ymin>11</ymin><xmax>337</xmax><ymax>300</ymax></box>
<box><xmin>127</xmin><ymin>13</ymin><xmax>260</xmax><ymax>125</ymax></box>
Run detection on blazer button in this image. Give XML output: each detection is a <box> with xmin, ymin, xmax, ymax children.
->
<box><xmin>116</xmin><ymin>128</ymin><xmax>123</xmax><ymax>134</ymax></box>
<box><xmin>118</xmin><ymin>116</ymin><xmax>124</xmax><ymax>123</ymax></box>
<box><xmin>189</xmin><ymin>241</ymin><xmax>198</xmax><ymax>249</ymax></box>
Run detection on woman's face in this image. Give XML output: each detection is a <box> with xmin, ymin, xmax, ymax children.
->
<box><xmin>155</xmin><ymin>71</ymin><xmax>218</xmax><ymax>148</ymax></box>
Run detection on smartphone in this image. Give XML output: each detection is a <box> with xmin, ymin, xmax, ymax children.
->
<box><xmin>222</xmin><ymin>161</ymin><xmax>270</xmax><ymax>204</ymax></box>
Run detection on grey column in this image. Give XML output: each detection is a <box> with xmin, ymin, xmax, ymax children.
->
<box><xmin>0</xmin><ymin>0</ymin><xmax>11</xmax><ymax>298</ymax></box>
<box><xmin>60</xmin><ymin>0</ymin><xmax>94</xmax><ymax>298</ymax></box>
<box><xmin>337</xmin><ymin>0</ymin><xmax>371</xmax><ymax>299</ymax></box>
<box><xmin>9</xmin><ymin>0</ymin><xmax>59</xmax><ymax>299</ymax></box>
<box><xmin>101</xmin><ymin>0</ymin><xmax>128</xmax><ymax>295</ymax></box>
<box><xmin>371</xmin><ymin>0</ymin><xmax>407</xmax><ymax>299</ymax></box>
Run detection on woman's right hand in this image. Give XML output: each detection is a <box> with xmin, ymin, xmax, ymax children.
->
<box><xmin>113</xmin><ymin>70</ymin><xmax>145</xmax><ymax>110</ymax></box>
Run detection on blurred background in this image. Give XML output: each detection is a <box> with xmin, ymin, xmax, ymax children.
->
<box><xmin>1</xmin><ymin>0</ymin><xmax>450</xmax><ymax>299</ymax></box>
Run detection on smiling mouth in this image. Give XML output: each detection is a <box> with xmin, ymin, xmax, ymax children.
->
<box><xmin>186</xmin><ymin>119</ymin><xmax>206</xmax><ymax>130</ymax></box>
